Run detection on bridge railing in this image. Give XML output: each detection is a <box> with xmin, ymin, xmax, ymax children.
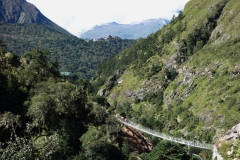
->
<box><xmin>116</xmin><ymin>115</ymin><xmax>213</xmax><ymax>150</ymax></box>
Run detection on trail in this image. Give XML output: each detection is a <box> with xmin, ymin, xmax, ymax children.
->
<box><xmin>116</xmin><ymin>115</ymin><xmax>213</xmax><ymax>150</ymax></box>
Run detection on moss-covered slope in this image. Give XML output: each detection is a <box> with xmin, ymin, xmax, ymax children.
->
<box><xmin>94</xmin><ymin>0</ymin><xmax>240</xmax><ymax>143</ymax></box>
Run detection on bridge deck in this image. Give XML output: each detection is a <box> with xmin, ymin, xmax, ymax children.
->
<box><xmin>116</xmin><ymin>115</ymin><xmax>213</xmax><ymax>150</ymax></box>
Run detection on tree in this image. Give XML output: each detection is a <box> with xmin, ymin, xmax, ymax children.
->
<box><xmin>19</xmin><ymin>48</ymin><xmax>59</xmax><ymax>87</ymax></box>
<box><xmin>122</xmin><ymin>138</ymin><xmax>131</xmax><ymax>159</ymax></box>
<box><xmin>141</xmin><ymin>140</ymin><xmax>191</xmax><ymax>160</ymax></box>
<box><xmin>80</xmin><ymin>126</ymin><xmax>123</xmax><ymax>160</ymax></box>
<box><xmin>162</xmin><ymin>28</ymin><xmax>176</xmax><ymax>44</ymax></box>
<box><xmin>27</xmin><ymin>92</ymin><xmax>55</xmax><ymax>132</ymax></box>
<box><xmin>27</xmin><ymin>78</ymin><xmax>89</xmax><ymax>131</ymax></box>
<box><xmin>0</xmin><ymin>112</ymin><xmax>36</xmax><ymax>159</ymax></box>
<box><xmin>164</xmin><ymin>68</ymin><xmax>178</xmax><ymax>80</ymax></box>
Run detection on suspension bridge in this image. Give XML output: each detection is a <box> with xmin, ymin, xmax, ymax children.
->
<box><xmin>115</xmin><ymin>115</ymin><xmax>213</xmax><ymax>150</ymax></box>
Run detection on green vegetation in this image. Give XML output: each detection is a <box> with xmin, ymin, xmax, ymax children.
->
<box><xmin>217</xmin><ymin>140</ymin><xmax>240</xmax><ymax>159</ymax></box>
<box><xmin>0</xmin><ymin>42</ymin><xmax>125</xmax><ymax>159</ymax></box>
<box><xmin>0</xmin><ymin>23</ymin><xmax>136</xmax><ymax>78</ymax></box>
<box><xmin>2</xmin><ymin>0</ymin><xmax>240</xmax><ymax>159</ymax></box>
<box><xmin>93</xmin><ymin>0</ymin><xmax>240</xmax><ymax>159</ymax></box>
<box><xmin>141</xmin><ymin>140</ymin><xmax>191</xmax><ymax>160</ymax></box>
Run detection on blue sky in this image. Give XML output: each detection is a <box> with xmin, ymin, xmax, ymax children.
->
<box><xmin>27</xmin><ymin>0</ymin><xmax>190</xmax><ymax>36</ymax></box>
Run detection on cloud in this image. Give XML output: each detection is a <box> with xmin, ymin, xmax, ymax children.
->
<box><xmin>27</xmin><ymin>0</ymin><xmax>190</xmax><ymax>36</ymax></box>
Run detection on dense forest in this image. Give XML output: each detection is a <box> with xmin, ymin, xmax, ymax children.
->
<box><xmin>0</xmin><ymin>41</ymin><xmax>118</xmax><ymax>159</ymax></box>
<box><xmin>0</xmin><ymin>23</ymin><xmax>136</xmax><ymax>78</ymax></box>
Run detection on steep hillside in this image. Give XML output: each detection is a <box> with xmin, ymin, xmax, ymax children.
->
<box><xmin>94</xmin><ymin>0</ymin><xmax>240</xmax><ymax>150</ymax></box>
<box><xmin>0</xmin><ymin>0</ymin><xmax>72</xmax><ymax>36</ymax></box>
<box><xmin>79</xmin><ymin>19</ymin><xmax>168</xmax><ymax>39</ymax></box>
<box><xmin>0</xmin><ymin>23</ymin><xmax>136</xmax><ymax>78</ymax></box>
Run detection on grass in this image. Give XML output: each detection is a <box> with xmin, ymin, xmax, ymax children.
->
<box><xmin>107</xmin><ymin>69</ymin><xmax>144</xmax><ymax>105</ymax></box>
<box><xmin>101</xmin><ymin>0</ymin><xmax>240</xmax><ymax>143</ymax></box>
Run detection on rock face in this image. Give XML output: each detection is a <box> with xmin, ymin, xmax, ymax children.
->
<box><xmin>97</xmin><ymin>69</ymin><xmax>123</xmax><ymax>96</ymax></box>
<box><xmin>0</xmin><ymin>0</ymin><xmax>72</xmax><ymax>35</ymax></box>
<box><xmin>213</xmin><ymin>123</ymin><xmax>240</xmax><ymax>160</ymax></box>
<box><xmin>0</xmin><ymin>0</ymin><xmax>39</xmax><ymax>23</ymax></box>
<box><xmin>219</xmin><ymin>124</ymin><xmax>240</xmax><ymax>141</ymax></box>
<box><xmin>120</xmin><ymin>126</ymin><xmax>152</xmax><ymax>153</ymax></box>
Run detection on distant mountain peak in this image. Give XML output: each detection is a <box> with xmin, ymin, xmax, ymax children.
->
<box><xmin>0</xmin><ymin>0</ymin><xmax>72</xmax><ymax>36</ymax></box>
<box><xmin>107</xmin><ymin>22</ymin><xmax>118</xmax><ymax>25</ymax></box>
<box><xmin>79</xmin><ymin>18</ymin><xmax>168</xmax><ymax>39</ymax></box>
<box><xmin>1</xmin><ymin>0</ymin><xmax>38</xmax><ymax>23</ymax></box>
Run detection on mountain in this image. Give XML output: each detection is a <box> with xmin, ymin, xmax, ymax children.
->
<box><xmin>79</xmin><ymin>18</ymin><xmax>168</xmax><ymax>39</ymax></box>
<box><xmin>0</xmin><ymin>23</ymin><xmax>136</xmax><ymax>78</ymax></box>
<box><xmin>2</xmin><ymin>0</ymin><xmax>240</xmax><ymax>159</ymax></box>
<box><xmin>0</xmin><ymin>0</ymin><xmax>136</xmax><ymax>79</ymax></box>
<box><xmin>93</xmin><ymin>0</ymin><xmax>240</xmax><ymax>158</ymax></box>
<box><xmin>0</xmin><ymin>0</ymin><xmax>72</xmax><ymax>36</ymax></box>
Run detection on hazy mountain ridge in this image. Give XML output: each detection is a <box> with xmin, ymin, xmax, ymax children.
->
<box><xmin>79</xmin><ymin>18</ymin><xmax>169</xmax><ymax>39</ymax></box>
<box><xmin>0</xmin><ymin>0</ymin><xmax>72</xmax><ymax>36</ymax></box>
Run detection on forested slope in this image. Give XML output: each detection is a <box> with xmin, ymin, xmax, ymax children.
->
<box><xmin>0</xmin><ymin>23</ymin><xmax>136</xmax><ymax>78</ymax></box>
<box><xmin>94</xmin><ymin>0</ymin><xmax>240</xmax><ymax>158</ymax></box>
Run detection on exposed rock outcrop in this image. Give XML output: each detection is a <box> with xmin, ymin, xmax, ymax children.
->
<box><xmin>0</xmin><ymin>0</ymin><xmax>71</xmax><ymax>35</ymax></box>
<box><xmin>213</xmin><ymin>123</ymin><xmax>240</xmax><ymax>160</ymax></box>
<box><xmin>97</xmin><ymin>69</ymin><xmax>123</xmax><ymax>96</ymax></box>
<box><xmin>120</xmin><ymin>126</ymin><xmax>152</xmax><ymax>153</ymax></box>
<box><xmin>1</xmin><ymin>0</ymin><xmax>49</xmax><ymax>24</ymax></box>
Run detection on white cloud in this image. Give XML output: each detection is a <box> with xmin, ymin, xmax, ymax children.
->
<box><xmin>27</xmin><ymin>0</ymin><xmax>190</xmax><ymax>36</ymax></box>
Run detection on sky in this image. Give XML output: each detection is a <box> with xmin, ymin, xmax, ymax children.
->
<box><xmin>27</xmin><ymin>0</ymin><xmax>190</xmax><ymax>36</ymax></box>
